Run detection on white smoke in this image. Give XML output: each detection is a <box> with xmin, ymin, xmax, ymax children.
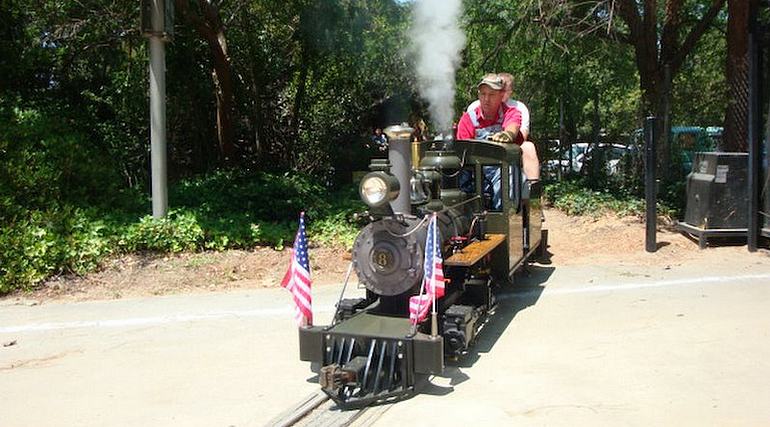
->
<box><xmin>410</xmin><ymin>0</ymin><xmax>466</xmax><ymax>133</ymax></box>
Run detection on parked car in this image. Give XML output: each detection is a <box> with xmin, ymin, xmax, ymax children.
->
<box><xmin>544</xmin><ymin>141</ymin><xmax>589</xmax><ymax>177</ymax></box>
<box><xmin>577</xmin><ymin>143</ymin><xmax>633</xmax><ymax>176</ymax></box>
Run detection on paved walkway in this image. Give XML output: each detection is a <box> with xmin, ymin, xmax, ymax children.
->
<box><xmin>1</xmin><ymin>250</ymin><xmax>770</xmax><ymax>426</ymax></box>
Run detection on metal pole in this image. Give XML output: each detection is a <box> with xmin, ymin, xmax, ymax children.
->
<box><xmin>662</xmin><ymin>65</ymin><xmax>672</xmax><ymax>182</ymax></box>
<box><xmin>558</xmin><ymin>97</ymin><xmax>565</xmax><ymax>179</ymax></box>
<box><xmin>330</xmin><ymin>261</ymin><xmax>354</xmax><ymax>325</ymax></box>
<box><xmin>430</xmin><ymin>212</ymin><xmax>438</xmax><ymax>338</ymax></box>
<box><xmin>765</xmin><ymin>80</ymin><xmax>770</xmax><ymax>235</ymax></box>
<box><xmin>149</xmin><ymin>0</ymin><xmax>168</xmax><ymax>218</ymax></box>
<box><xmin>559</xmin><ymin>95</ymin><xmax>574</xmax><ymax>178</ymax></box>
<box><xmin>747</xmin><ymin>5</ymin><xmax>761</xmax><ymax>252</ymax></box>
<box><xmin>644</xmin><ymin>117</ymin><xmax>657</xmax><ymax>253</ymax></box>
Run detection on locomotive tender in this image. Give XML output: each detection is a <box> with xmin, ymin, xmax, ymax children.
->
<box><xmin>298</xmin><ymin>129</ymin><xmax>545</xmax><ymax>407</ymax></box>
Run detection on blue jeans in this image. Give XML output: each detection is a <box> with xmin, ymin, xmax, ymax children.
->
<box><xmin>483</xmin><ymin>166</ymin><xmax>502</xmax><ymax>210</ymax></box>
<box><xmin>458</xmin><ymin>167</ymin><xmax>502</xmax><ymax>210</ymax></box>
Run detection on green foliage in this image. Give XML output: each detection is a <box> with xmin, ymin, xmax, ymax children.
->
<box><xmin>0</xmin><ymin>0</ymin><xmax>732</xmax><ymax>296</ymax></box>
<box><xmin>0</xmin><ymin>170</ymin><xmax>363</xmax><ymax>294</ymax></box>
<box><xmin>544</xmin><ymin>179</ymin><xmax>672</xmax><ymax>218</ymax></box>
<box><xmin>0</xmin><ymin>107</ymin><xmax>123</xmax><ymax>214</ymax></box>
<box><xmin>307</xmin><ymin>186</ymin><xmax>364</xmax><ymax>250</ymax></box>
<box><xmin>671</xmin><ymin>18</ymin><xmax>727</xmax><ymax>127</ymax></box>
<box><xmin>117</xmin><ymin>211</ymin><xmax>205</xmax><ymax>253</ymax></box>
<box><xmin>0</xmin><ymin>207</ymin><xmax>111</xmax><ymax>293</ymax></box>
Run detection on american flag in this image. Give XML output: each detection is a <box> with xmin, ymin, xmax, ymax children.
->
<box><xmin>281</xmin><ymin>212</ymin><xmax>313</xmax><ymax>326</ymax></box>
<box><xmin>409</xmin><ymin>213</ymin><xmax>444</xmax><ymax>324</ymax></box>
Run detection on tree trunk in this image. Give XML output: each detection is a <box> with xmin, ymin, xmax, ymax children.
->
<box><xmin>722</xmin><ymin>0</ymin><xmax>752</xmax><ymax>152</ymax></box>
<box><xmin>617</xmin><ymin>0</ymin><xmax>725</xmax><ymax>176</ymax></box>
<box><xmin>249</xmin><ymin>63</ymin><xmax>263</xmax><ymax>160</ymax></box>
<box><xmin>559</xmin><ymin>97</ymin><xmax>566</xmax><ymax>179</ymax></box>
<box><xmin>660</xmin><ymin>64</ymin><xmax>673</xmax><ymax>181</ymax></box>
<box><xmin>175</xmin><ymin>0</ymin><xmax>236</xmax><ymax>162</ymax></box>
<box><xmin>589</xmin><ymin>91</ymin><xmax>602</xmax><ymax>179</ymax></box>
<box><xmin>289</xmin><ymin>47</ymin><xmax>310</xmax><ymax>167</ymax></box>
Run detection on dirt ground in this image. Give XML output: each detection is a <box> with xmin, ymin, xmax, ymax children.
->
<box><xmin>3</xmin><ymin>208</ymin><xmax>755</xmax><ymax>303</ymax></box>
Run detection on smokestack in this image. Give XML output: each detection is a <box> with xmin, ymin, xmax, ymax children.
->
<box><xmin>384</xmin><ymin>124</ymin><xmax>414</xmax><ymax>214</ymax></box>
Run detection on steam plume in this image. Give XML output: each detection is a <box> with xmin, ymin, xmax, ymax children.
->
<box><xmin>410</xmin><ymin>0</ymin><xmax>466</xmax><ymax>133</ymax></box>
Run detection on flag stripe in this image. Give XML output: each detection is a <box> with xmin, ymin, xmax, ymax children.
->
<box><xmin>281</xmin><ymin>214</ymin><xmax>313</xmax><ymax>326</ymax></box>
<box><xmin>409</xmin><ymin>213</ymin><xmax>445</xmax><ymax>324</ymax></box>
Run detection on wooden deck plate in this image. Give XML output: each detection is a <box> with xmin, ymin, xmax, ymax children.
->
<box><xmin>445</xmin><ymin>234</ymin><xmax>506</xmax><ymax>267</ymax></box>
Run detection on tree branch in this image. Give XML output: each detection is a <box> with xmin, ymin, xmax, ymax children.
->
<box><xmin>616</xmin><ymin>0</ymin><xmax>643</xmax><ymax>41</ymax></box>
<box><xmin>560</xmin><ymin>16</ymin><xmax>632</xmax><ymax>44</ymax></box>
<box><xmin>479</xmin><ymin>24</ymin><xmax>516</xmax><ymax>69</ymax></box>
<box><xmin>660</xmin><ymin>0</ymin><xmax>683</xmax><ymax>64</ymax></box>
<box><xmin>669</xmin><ymin>0</ymin><xmax>726</xmax><ymax>75</ymax></box>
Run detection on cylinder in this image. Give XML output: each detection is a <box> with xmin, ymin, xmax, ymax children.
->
<box><xmin>384</xmin><ymin>124</ymin><xmax>414</xmax><ymax>214</ymax></box>
<box><xmin>747</xmin><ymin>25</ymin><xmax>762</xmax><ymax>252</ymax></box>
<box><xmin>644</xmin><ymin>117</ymin><xmax>657</xmax><ymax>253</ymax></box>
<box><xmin>412</xmin><ymin>140</ymin><xmax>421</xmax><ymax>171</ymax></box>
<box><xmin>149</xmin><ymin>29</ymin><xmax>167</xmax><ymax>218</ymax></box>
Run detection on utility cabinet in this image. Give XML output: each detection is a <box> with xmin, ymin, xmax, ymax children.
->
<box><xmin>678</xmin><ymin>152</ymin><xmax>749</xmax><ymax>248</ymax></box>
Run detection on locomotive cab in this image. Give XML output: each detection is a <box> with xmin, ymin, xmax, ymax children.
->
<box><xmin>298</xmin><ymin>136</ymin><xmax>545</xmax><ymax>407</ymax></box>
<box><xmin>445</xmin><ymin>139</ymin><xmax>544</xmax><ymax>280</ymax></box>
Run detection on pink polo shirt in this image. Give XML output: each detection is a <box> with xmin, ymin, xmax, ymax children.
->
<box><xmin>456</xmin><ymin>104</ymin><xmax>523</xmax><ymax>144</ymax></box>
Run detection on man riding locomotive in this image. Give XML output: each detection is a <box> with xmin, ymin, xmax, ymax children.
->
<box><xmin>455</xmin><ymin>73</ymin><xmax>540</xmax><ymax>209</ymax></box>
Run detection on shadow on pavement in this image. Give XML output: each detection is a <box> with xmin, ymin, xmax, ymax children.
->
<box><xmin>305</xmin><ymin>265</ymin><xmax>554</xmax><ymax>399</ymax></box>
<box><xmin>420</xmin><ymin>264</ymin><xmax>553</xmax><ymax>397</ymax></box>
<box><xmin>459</xmin><ymin>265</ymin><xmax>552</xmax><ymax>367</ymax></box>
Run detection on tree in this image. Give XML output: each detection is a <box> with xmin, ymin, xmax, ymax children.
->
<box><xmin>525</xmin><ymin>0</ymin><xmax>726</xmax><ymax>176</ymax></box>
<box><xmin>721</xmin><ymin>0</ymin><xmax>757</xmax><ymax>152</ymax></box>
<box><xmin>174</xmin><ymin>0</ymin><xmax>236</xmax><ymax>161</ymax></box>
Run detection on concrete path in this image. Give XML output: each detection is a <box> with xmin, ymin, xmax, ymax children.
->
<box><xmin>1</xmin><ymin>251</ymin><xmax>770</xmax><ymax>426</ymax></box>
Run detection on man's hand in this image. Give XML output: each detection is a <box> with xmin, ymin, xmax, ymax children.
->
<box><xmin>491</xmin><ymin>130</ymin><xmax>516</xmax><ymax>143</ymax></box>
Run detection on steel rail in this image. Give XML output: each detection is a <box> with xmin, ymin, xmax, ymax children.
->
<box><xmin>265</xmin><ymin>390</ymin><xmax>392</xmax><ymax>427</ymax></box>
<box><xmin>264</xmin><ymin>391</ymin><xmax>329</xmax><ymax>427</ymax></box>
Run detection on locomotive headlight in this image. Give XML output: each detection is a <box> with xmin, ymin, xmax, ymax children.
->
<box><xmin>359</xmin><ymin>172</ymin><xmax>400</xmax><ymax>208</ymax></box>
<box><xmin>362</xmin><ymin>176</ymin><xmax>387</xmax><ymax>204</ymax></box>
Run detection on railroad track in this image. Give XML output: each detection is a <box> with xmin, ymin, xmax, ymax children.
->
<box><xmin>265</xmin><ymin>391</ymin><xmax>393</xmax><ymax>427</ymax></box>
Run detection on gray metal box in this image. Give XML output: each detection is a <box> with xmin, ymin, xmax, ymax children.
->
<box><xmin>684</xmin><ymin>152</ymin><xmax>749</xmax><ymax>229</ymax></box>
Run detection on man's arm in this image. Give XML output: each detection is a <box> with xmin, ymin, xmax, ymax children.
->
<box><xmin>456</xmin><ymin>113</ymin><xmax>474</xmax><ymax>140</ymax></box>
<box><xmin>516</xmin><ymin>101</ymin><xmax>530</xmax><ymax>141</ymax></box>
<box><xmin>503</xmin><ymin>123</ymin><xmax>521</xmax><ymax>141</ymax></box>
<box><xmin>491</xmin><ymin>107</ymin><xmax>522</xmax><ymax>143</ymax></box>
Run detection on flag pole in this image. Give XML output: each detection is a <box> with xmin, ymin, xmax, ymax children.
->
<box><xmin>331</xmin><ymin>260</ymin><xmax>354</xmax><ymax>325</ymax></box>
<box><xmin>430</xmin><ymin>213</ymin><xmax>438</xmax><ymax>338</ymax></box>
<box><xmin>410</xmin><ymin>278</ymin><xmax>427</xmax><ymax>335</ymax></box>
<box><xmin>302</xmin><ymin>212</ymin><xmax>312</xmax><ymax>327</ymax></box>
<box><xmin>409</xmin><ymin>215</ymin><xmax>430</xmax><ymax>335</ymax></box>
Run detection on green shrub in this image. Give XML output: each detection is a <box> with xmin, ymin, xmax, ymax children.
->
<box><xmin>0</xmin><ymin>207</ymin><xmax>111</xmax><ymax>293</ymax></box>
<box><xmin>249</xmin><ymin>222</ymin><xmax>293</xmax><ymax>249</ymax></box>
<box><xmin>310</xmin><ymin>212</ymin><xmax>360</xmax><ymax>249</ymax></box>
<box><xmin>117</xmin><ymin>210</ymin><xmax>205</xmax><ymax>253</ymax></box>
<box><xmin>544</xmin><ymin>179</ymin><xmax>673</xmax><ymax>218</ymax></box>
<box><xmin>0</xmin><ymin>213</ymin><xmax>58</xmax><ymax>293</ymax></box>
<box><xmin>0</xmin><ymin>107</ymin><xmax>123</xmax><ymax>215</ymax></box>
<box><xmin>170</xmin><ymin>169</ymin><xmax>330</xmax><ymax>221</ymax></box>
<box><xmin>56</xmin><ymin>207</ymin><xmax>112</xmax><ymax>275</ymax></box>
<box><xmin>0</xmin><ymin>171</ymin><xmax>365</xmax><ymax>295</ymax></box>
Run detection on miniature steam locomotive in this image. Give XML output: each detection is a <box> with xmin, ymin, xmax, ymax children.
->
<box><xmin>298</xmin><ymin>130</ymin><xmax>545</xmax><ymax>407</ymax></box>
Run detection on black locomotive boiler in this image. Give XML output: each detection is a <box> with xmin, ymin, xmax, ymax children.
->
<box><xmin>298</xmin><ymin>131</ymin><xmax>545</xmax><ymax>407</ymax></box>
